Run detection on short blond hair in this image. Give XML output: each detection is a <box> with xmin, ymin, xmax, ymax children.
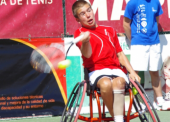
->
<box><xmin>161</xmin><ymin>56</ymin><xmax>170</xmax><ymax>73</ymax></box>
<box><xmin>72</xmin><ymin>0</ymin><xmax>91</xmax><ymax>18</ymax></box>
<box><xmin>163</xmin><ymin>56</ymin><xmax>170</xmax><ymax>67</ymax></box>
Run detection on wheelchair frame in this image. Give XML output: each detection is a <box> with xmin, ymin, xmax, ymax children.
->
<box><xmin>61</xmin><ymin>71</ymin><xmax>160</xmax><ymax>122</ymax></box>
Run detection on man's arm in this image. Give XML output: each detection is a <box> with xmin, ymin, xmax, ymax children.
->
<box><xmin>156</xmin><ymin>16</ymin><xmax>159</xmax><ymax>27</ymax></box>
<box><xmin>123</xmin><ymin>17</ymin><xmax>132</xmax><ymax>41</ymax></box>
<box><xmin>117</xmin><ymin>51</ymin><xmax>141</xmax><ymax>82</ymax></box>
<box><xmin>80</xmin><ymin>31</ymin><xmax>92</xmax><ymax>58</ymax></box>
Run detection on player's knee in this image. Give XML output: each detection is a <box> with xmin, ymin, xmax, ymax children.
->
<box><xmin>102</xmin><ymin>80</ymin><xmax>112</xmax><ymax>88</ymax></box>
<box><xmin>99</xmin><ymin>80</ymin><xmax>112</xmax><ymax>92</ymax></box>
<box><xmin>114</xmin><ymin>77</ymin><xmax>126</xmax><ymax>89</ymax></box>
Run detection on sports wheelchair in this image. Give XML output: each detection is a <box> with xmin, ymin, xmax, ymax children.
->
<box><xmin>60</xmin><ymin>69</ymin><xmax>160</xmax><ymax>122</ymax></box>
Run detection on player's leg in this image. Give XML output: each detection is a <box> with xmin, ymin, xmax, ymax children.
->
<box><xmin>112</xmin><ymin>77</ymin><xmax>126</xmax><ymax>122</ymax></box>
<box><xmin>96</xmin><ymin>76</ymin><xmax>126</xmax><ymax>122</ymax></box>
<box><xmin>149</xmin><ymin>71</ymin><xmax>163</xmax><ymax>100</ymax></box>
<box><xmin>89</xmin><ymin>68</ymin><xmax>128</xmax><ymax>121</ymax></box>
<box><xmin>97</xmin><ymin>77</ymin><xmax>114</xmax><ymax>117</ymax></box>
<box><xmin>149</xmin><ymin>43</ymin><xmax>167</xmax><ymax>109</ymax></box>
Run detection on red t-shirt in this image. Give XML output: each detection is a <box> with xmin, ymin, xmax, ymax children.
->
<box><xmin>74</xmin><ymin>25</ymin><xmax>123</xmax><ymax>72</ymax></box>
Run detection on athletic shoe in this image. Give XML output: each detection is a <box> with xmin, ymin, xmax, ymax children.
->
<box><xmin>153</xmin><ymin>101</ymin><xmax>161</xmax><ymax>110</ymax></box>
<box><xmin>162</xmin><ymin>101</ymin><xmax>170</xmax><ymax>110</ymax></box>
<box><xmin>153</xmin><ymin>101</ymin><xmax>170</xmax><ymax>110</ymax></box>
<box><xmin>156</xmin><ymin>101</ymin><xmax>164</xmax><ymax>107</ymax></box>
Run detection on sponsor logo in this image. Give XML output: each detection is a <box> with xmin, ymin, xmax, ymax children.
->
<box><xmin>140</xmin><ymin>7</ymin><xmax>145</xmax><ymax>10</ymax></box>
<box><xmin>140</xmin><ymin>4</ymin><xmax>145</xmax><ymax>7</ymax></box>
<box><xmin>141</xmin><ymin>18</ymin><xmax>147</xmax><ymax>21</ymax></box>
<box><xmin>141</xmin><ymin>21</ymin><xmax>147</xmax><ymax>28</ymax></box>
<box><xmin>141</xmin><ymin>28</ymin><xmax>147</xmax><ymax>33</ymax></box>
<box><xmin>141</xmin><ymin>9</ymin><xmax>145</xmax><ymax>12</ymax></box>
<box><xmin>152</xmin><ymin>7</ymin><xmax>157</xmax><ymax>12</ymax></box>
<box><xmin>141</xmin><ymin>13</ymin><xmax>146</xmax><ymax>18</ymax></box>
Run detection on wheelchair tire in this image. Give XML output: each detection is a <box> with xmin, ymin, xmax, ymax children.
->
<box><xmin>130</xmin><ymin>79</ymin><xmax>160</xmax><ymax>122</ymax></box>
<box><xmin>60</xmin><ymin>81</ymin><xmax>87</xmax><ymax>122</ymax></box>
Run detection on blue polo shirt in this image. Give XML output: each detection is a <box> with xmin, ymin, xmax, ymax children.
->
<box><xmin>124</xmin><ymin>0</ymin><xmax>163</xmax><ymax>45</ymax></box>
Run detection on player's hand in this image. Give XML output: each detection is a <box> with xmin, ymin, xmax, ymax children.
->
<box><xmin>80</xmin><ymin>31</ymin><xmax>90</xmax><ymax>44</ymax></box>
<box><xmin>129</xmin><ymin>72</ymin><xmax>141</xmax><ymax>83</ymax></box>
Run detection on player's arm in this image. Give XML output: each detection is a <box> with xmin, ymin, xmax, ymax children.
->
<box><xmin>117</xmin><ymin>51</ymin><xmax>141</xmax><ymax>82</ymax></box>
<box><xmin>117</xmin><ymin>51</ymin><xmax>134</xmax><ymax>74</ymax></box>
<box><xmin>156</xmin><ymin>16</ymin><xmax>160</xmax><ymax>27</ymax></box>
<box><xmin>123</xmin><ymin>17</ymin><xmax>131</xmax><ymax>41</ymax></box>
<box><xmin>80</xmin><ymin>31</ymin><xmax>92</xmax><ymax>58</ymax></box>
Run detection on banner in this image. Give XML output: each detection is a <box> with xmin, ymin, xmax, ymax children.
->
<box><xmin>66</xmin><ymin>0</ymin><xmax>170</xmax><ymax>35</ymax></box>
<box><xmin>0</xmin><ymin>0</ymin><xmax>64</xmax><ymax>39</ymax></box>
<box><xmin>0</xmin><ymin>38</ymin><xmax>67</xmax><ymax>118</ymax></box>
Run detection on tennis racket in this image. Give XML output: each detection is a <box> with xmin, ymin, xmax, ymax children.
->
<box><xmin>30</xmin><ymin>34</ymin><xmax>84</xmax><ymax>73</ymax></box>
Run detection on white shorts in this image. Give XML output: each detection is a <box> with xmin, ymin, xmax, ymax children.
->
<box><xmin>89</xmin><ymin>68</ymin><xmax>129</xmax><ymax>85</ymax></box>
<box><xmin>130</xmin><ymin>44</ymin><xmax>162</xmax><ymax>71</ymax></box>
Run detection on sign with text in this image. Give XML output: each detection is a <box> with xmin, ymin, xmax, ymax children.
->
<box><xmin>66</xmin><ymin>0</ymin><xmax>170</xmax><ymax>35</ymax></box>
<box><xmin>0</xmin><ymin>0</ymin><xmax>64</xmax><ymax>38</ymax></box>
<box><xmin>0</xmin><ymin>38</ymin><xmax>67</xmax><ymax>118</ymax></box>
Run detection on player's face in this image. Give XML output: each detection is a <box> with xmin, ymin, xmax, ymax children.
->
<box><xmin>76</xmin><ymin>4</ymin><xmax>97</xmax><ymax>29</ymax></box>
<box><xmin>162</xmin><ymin>63</ymin><xmax>170</xmax><ymax>80</ymax></box>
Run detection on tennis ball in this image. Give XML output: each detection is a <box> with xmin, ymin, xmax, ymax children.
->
<box><xmin>58</xmin><ymin>59</ymin><xmax>71</xmax><ymax>69</ymax></box>
<box><xmin>132</xmin><ymin>87</ymin><xmax>138</xmax><ymax>95</ymax></box>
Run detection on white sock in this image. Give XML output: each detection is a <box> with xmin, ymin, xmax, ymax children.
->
<box><xmin>156</xmin><ymin>97</ymin><xmax>164</xmax><ymax>104</ymax></box>
<box><xmin>114</xmin><ymin>115</ymin><xmax>124</xmax><ymax>122</ymax></box>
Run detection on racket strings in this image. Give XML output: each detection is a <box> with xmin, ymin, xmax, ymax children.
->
<box><xmin>30</xmin><ymin>38</ymin><xmax>77</xmax><ymax>73</ymax></box>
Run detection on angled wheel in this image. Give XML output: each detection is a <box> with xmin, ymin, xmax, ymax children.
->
<box><xmin>130</xmin><ymin>79</ymin><xmax>160</xmax><ymax>122</ymax></box>
<box><xmin>60</xmin><ymin>81</ymin><xmax>87</xmax><ymax>122</ymax></box>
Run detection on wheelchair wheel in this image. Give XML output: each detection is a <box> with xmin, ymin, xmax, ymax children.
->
<box><xmin>60</xmin><ymin>81</ymin><xmax>87</xmax><ymax>122</ymax></box>
<box><xmin>130</xmin><ymin>79</ymin><xmax>160</xmax><ymax>122</ymax></box>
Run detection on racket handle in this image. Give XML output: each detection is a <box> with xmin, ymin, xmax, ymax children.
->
<box><xmin>72</xmin><ymin>34</ymin><xmax>84</xmax><ymax>44</ymax></box>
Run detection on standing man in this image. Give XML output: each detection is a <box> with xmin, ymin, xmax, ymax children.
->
<box><xmin>123</xmin><ymin>0</ymin><xmax>169</xmax><ymax>110</ymax></box>
<box><xmin>72</xmin><ymin>0</ymin><xmax>140</xmax><ymax>121</ymax></box>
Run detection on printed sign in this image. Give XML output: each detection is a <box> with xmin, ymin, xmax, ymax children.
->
<box><xmin>66</xmin><ymin>0</ymin><xmax>170</xmax><ymax>35</ymax></box>
<box><xmin>0</xmin><ymin>0</ymin><xmax>64</xmax><ymax>38</ymax></box>
<box><xmin>0</xmin><ymin>38</ymin><xmax>67</xmax><ymax>118</ymax></box>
